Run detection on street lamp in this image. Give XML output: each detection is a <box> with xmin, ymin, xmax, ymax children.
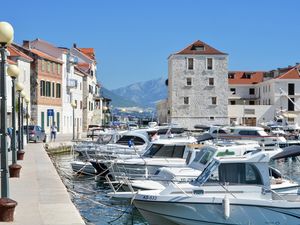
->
<box><xmin>20</xmin><ymin>91</ymin><xmax>26</xmax><ymax>150</ymax></box>
<box><xmin>16</xmin><ymin>82</ymin><xmax>24</xmax><ymax>158</ymax></box>
<box><xmin>71</xmin><ymin>101</ymin><xmax>76</xmax><ymax>141</ymax></box>
<box><xmin>25</xmin><ymin>96</ymin><xmax>29</xmax><ymax>144</ymax></box>
<box><xmin>7</xmin><ymin>65</ymin><xmax>22</xmax><ymax>178</ymax></box>
<box><xmin>0</xmin><ymin>21</ymin><xmax>17</xmax><ymax>221</ymax></box>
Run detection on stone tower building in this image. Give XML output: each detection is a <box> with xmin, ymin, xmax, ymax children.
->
<box><xmin>167</xmin><ymin>40</ymin><xmax>229</xmax><ymax>129</ymax></box>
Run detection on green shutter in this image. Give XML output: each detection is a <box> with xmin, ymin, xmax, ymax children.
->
<box><xmin>56</xmin><ymin>112</ymin><xmax>60</xmax><ymax>132</ymax></box>
<box><xmin>41</xmin><ymin>112</ymin><xmax>45</xmax><ymax>130</ymax></box>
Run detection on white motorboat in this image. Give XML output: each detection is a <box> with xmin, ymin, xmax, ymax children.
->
<box><xmin>108</xmin><ymin>143</ymin><xmax>298</xmax><ymax>195</ymax></box>
<box><xmin>104</xmin><ymin>135</ymin><xmax>198</xmax><ymax>180</ymax></box>
<box><xmin>209</xmin><ymin>125</ymin><xmax>287</xmax><ymax>148</ymax></box>
<box><xmin>131</xmin><ymin>151</ymin><xmax>300</xmax><ymax>225</ymax></box>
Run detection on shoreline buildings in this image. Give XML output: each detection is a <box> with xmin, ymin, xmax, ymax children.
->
<box><xmin>10</xmin><ymin>38</ymin><xmax>104</xmax><ymax>135</ymax></box>
<box><xmin>158</xmin><ymin>40</ymin><xmax>300</xmax><ymax>130</ymax></box>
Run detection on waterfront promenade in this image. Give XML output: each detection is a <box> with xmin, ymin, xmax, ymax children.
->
<box><xmin>1</xmin><ymin>137</ymin><xmax>85</xmax><ymax>225</ymax></box>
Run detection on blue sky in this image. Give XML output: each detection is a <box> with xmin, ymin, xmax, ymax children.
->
<box><xmin>2</xmin><ymin>0</ymin><xmax>300</xmax><ymax>89</ymax></box>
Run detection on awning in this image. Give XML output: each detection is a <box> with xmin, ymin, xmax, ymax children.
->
<box><xmin>282</xmin><ymin>112</ymin><xmax>298</xmax><ymax>118</ymax></box>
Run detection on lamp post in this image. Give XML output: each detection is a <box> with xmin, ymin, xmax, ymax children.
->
<box><xmin>71</xmin><ymin>101</ymin><xmax>76</xmax><ymax>141</ymax></box>
<box><xmin>7</xmin><ymin>65</ymin><xmax>22</xmax><ymax>178</ymax></box>
<box><xmin>0</xmin><ymin>21</ymin><xmax>17</xmax><ymax>221</ymax></box>
<box><xmin>20</xmin><ymin>91</ymin><xmax>25</xmax><ymax>150</ymax></box>
<box><xmin>16</xmin><ymin>82</ymin><xmax>24</xmax><ymax>160</ymax></box>
<box><xmin>25</xmin><ymin>97</ymin><xmax>29</xmax><ymax>143</ymax></box>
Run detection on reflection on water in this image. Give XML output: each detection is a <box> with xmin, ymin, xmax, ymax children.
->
<box><xmin>50</xmin><ymin>153</ymin><xmax>147</xmax><ymax>225</ymax></box>
<box><xmin>50</xmin><ymin>153</ymin><xmax>300</xmax><ymax>225</ymax></box>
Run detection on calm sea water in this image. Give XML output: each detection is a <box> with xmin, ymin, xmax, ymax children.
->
<box><xmin>50</xmin><ymin>153</ymin><xmax>148</xmax><ymax>225</ymax></box>
<box><xmin>50</xmin><ymin>153</ymin><xmax>300</xmax><ymax>225</ymax></box>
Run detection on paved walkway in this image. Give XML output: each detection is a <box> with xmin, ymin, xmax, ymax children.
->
<box><xmin>1</xmin><ymin>142</ymin><xmax>86</xmax><ymax>225</ymax></box>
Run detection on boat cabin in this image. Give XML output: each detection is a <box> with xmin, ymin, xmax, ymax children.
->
<box><xmin>193</xmin><ymin>151</ymin><xmax>271</xmax><ymax>188</ymax></box>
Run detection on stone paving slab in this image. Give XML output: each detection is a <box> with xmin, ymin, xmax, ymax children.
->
<box><xmin>0</xmin><ymin>142</ymin><xmax>86</xmax><ymax>225</ymax></box>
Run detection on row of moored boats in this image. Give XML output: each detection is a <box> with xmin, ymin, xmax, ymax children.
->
<box><xmin>70</xmin><ymin>124</ymin><xmax>300</xmax><ymax>225</ymax></box>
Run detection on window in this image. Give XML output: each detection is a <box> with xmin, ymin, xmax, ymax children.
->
<box><xmin>187</xmin><ymin>58</ymin><xmax>194</xmax><ymax>70</ymax></box>
<box><xmin>206</xmin><ymin>58</ymin><xmax>213</xmax><ymax>70</ymax></box>
<box><xmin>116</xmin><ymin>135</ymin><xmax>145</xmax><ymax>146</ymax></box>
<box><xmin>40</xmin><ymin>80</ymin><xmax>46</xmax><ymax>96</ymax></box>
<box><xmin>209</xmin><ymin>78</ymin><xmax>214</xmax><ymax>86</ymax></box>
<box><xmin>41</xmin><ymin>60</ymin><xmax>45</xmax><ymax>71</ymax></box>
<box><xmin>184</xmin><ymin>97</ymin><xmax>189</xmax><ymax>105</ymax></box>
<box><xmin>91</xmin><ymin>70</ymin><xmax>94</xmax><ymax>76</ymax></box>
<box><xmin>288</xmin><ymin>98</ymin><xmax>294</xmax><ymax>111</ymax></box>
<box><xmin>249</xmin><ymin>101</ymin><xmax>255</xmax><ymax>105</ymax></box>
<box><xmin>52</xmin><ymin>83</ymin><xmax>55</xmax><ymax>97</ymax></box>
<box><xmin>218</xmin><ymin>163</ymin><xmax>263</xmax><ymax>185</ymax></box>
<box><xmin>243</xmin><ymin>73</ymin><xmax>252</xmax><ymax>79</ymax></box>
<box><xmin>89</xmin><ymin>85</ymin><xmax>93</xmax><ymax>94</ymax></box>
<box><xmin>186</xmin><ymin>77</ymin><xmax>192</xmax><ymax>86</ymax></box>
<box><xmin>209</xmin><ymin>117</ymin><xmax>215</xmax><ymax>121</ymax></box>
<box><xmin>211</xmin><ymin>97</ymin><xmax>217</xmax><ymax>105</ymax></box>
<box><xmin>46</xmin><ymin>81</ymin><xmax>51</xmax><ymax>97</ymax></box>
<box><xmin>57</xmin><ymin>64</ymin><xmax>61</xmax><ymax>74</ymax></box>
<box><xmin>230</xmin><ymin>100</ymin><xmax>236</xmax><ymax>105</ymax></box>
<box><xmin>56</xmin><ymin>83</ymin><xmax>61</xmax><ymax>98</ymax></box>
<box><xmin>228</xmin><ymin>73</ymin><xmax>235</xmax><ymax>79</ymax></box>
<box><xmin>230</xmin><ymin>88</ymin><xmax>236</xmax><ymax>95</ymax></box>
<box><xmin>143</xmin><ymin>144</ymin><xmax>185</xmax><ymax>158</ymax></box>
<box><xmin>288</xmin><ymin>83</ymin><xmax>295</xmax><ymax>95</ymax></box>
<box><xmin>249</xmin><ymin>88</ymin><xmax>255</xmax><ymax>95</ymax></box>
<box><xmin>47</xmin><ymin>62</ymin><xmax>51</xmax><ymax>72</ymax></box>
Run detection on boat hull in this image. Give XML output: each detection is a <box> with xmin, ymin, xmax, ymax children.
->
<box><xmin>134</xmin><ymin>199</ymin><xmax>300</xmax><ymax>225</ymax></box>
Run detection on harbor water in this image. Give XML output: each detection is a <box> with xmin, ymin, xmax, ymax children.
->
<box><xmin>50</xmin><ymin>153</ymin><xmax>147</xmax><ymax>225</ymax></box>
<box><xmin>50</xmin><ymin>152</ymin><xmax>300</xmax><ymax>225</ymax></box>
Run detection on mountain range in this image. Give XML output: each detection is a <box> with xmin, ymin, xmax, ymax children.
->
<box><xmin>101</xmin><ymin>77</ymin><xmax>167</xmax><ymax>108</ymax></box>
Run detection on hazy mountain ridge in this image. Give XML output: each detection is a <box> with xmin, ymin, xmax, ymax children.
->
<box><xmin>111</xmin><ymin>77</ymin><xmax>167</xmax><ymax>108</ymax></box>
<box><xmin>101</xmin><ymin>87</ymin><xmax>139</xmax><ymax>107</ymax></box>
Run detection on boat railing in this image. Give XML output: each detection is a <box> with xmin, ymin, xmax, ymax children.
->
<box><xmin>269</xmin><ymin>187</ymin><xmax>300</xmax><ymax>202</ymax></box>
<box><xmin>105</xmin><ymin>174</ymin><xmax>135</xmax><ymax>194</ymax></box>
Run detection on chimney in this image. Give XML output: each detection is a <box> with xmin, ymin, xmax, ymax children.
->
<box><xmin>23</xmin><ymin>40</ymin><xmax>31</xmax><ymax>49</ymax></box>
<box><xmin>73</xmin><ymin>43</ymin><xmax>77</xmax><ymax>48</ymax></box>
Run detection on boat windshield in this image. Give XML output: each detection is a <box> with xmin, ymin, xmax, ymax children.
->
<box><xmin>116</xmin><ymin>135</ymin><xmax>146</xmax><ymax>146</ymax></box>
<box><xmin>143</xmin><ymin>144</ymin><xmax>185</xmax><ymax>158</ymax></box>
<box><xmin>193</xmin><ymin>159</ymin><xmax>220</xmax><ymax>186</ymax></box>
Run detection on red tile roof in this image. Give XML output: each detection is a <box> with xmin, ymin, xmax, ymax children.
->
<box><xmin>30</xmin><ymin>49</ymin><xmax>63</xmax><ymax>64</ymax></box>
<box><xmin>7</xmin><ymin>59</ymin><xmax>17</xmax><ymax>65</ymax></box>
<box><xmin>78</xmin><ymin>48</ymin><xmax>95</xmax><ymax>60</ymax></box>
<box><xmin>77</xmin><ymin>62</ymin><xmax>91</xmax><ymax>73</ymax></box>
<box><xmin>74</xmin><ymin>65</ymin><xmax>89</xmax><ymax>76</ymax></box>
<box><xmin>228</xmin><ymin>71</ymin><xmax>265</xmax><ymax>84</ymax></box>
<box><xmin>8</xmin><ymin>45</ymin><xmax>33</xmax><ymax>61</ymax></box>
<box><xmin>176</xmin><ymin>40</ymin><xmax>227</xmax><ymax>55</ymax></box>
<box><xmin>276</xmin><ymin>67</ymin><xmax>300</xmax><ymax>79</ymax></box>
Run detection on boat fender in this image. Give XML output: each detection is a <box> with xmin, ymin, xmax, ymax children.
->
<box><xmin>222</xmin><ymin>195</ymin><xmax>230</xmax><ymax>219</ymax></box>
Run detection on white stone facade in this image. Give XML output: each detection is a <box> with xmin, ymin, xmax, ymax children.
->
<box><xmin>168</xmin><ymin>53</ymin><xmax>229</xmax><ymax>130</ymax></box>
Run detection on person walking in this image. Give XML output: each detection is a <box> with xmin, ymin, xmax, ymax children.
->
<box><xmin>50</xmin><ymin>122</ymin><xmax>58</xmax><ymax>142</ymax></box>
